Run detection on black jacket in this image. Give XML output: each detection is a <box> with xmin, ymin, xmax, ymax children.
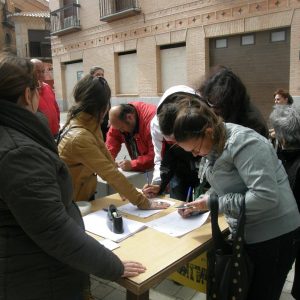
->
<box><xmin>236</xmin><ymin>102</ymin><xmax>269</xmax><ymax>138</ymax></box>
<box><xmin>0</xmin><ymin>100</ymin><xmax>123</xmax><ymax>300</ymax></box>
<box><xmin>159</xmin><ymin>143</ymin><xmax>200</xmax><ymax>194</ymax></box>
<box><xmin>278</xmin><ymin>148</ymin><xmax>300</xmax><ymax>211</ymax></box>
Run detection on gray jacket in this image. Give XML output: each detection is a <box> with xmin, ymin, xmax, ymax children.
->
<box><xmin>206</xmin><ymin>123</ymin><xmax>300</xmax><ymax>244</ymax></box>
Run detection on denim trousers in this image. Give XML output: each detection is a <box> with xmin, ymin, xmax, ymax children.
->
<box><xmin>245</xmin><ymin>228</ymin><xmax>300</xmax><ymax>300</ymax></box>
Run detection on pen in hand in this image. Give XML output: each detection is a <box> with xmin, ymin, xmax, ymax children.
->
<box><xmin>176</xmin><ymin>186</ymin><xmax>193</xmax><ymax>209</ymax></box>
<box><xmin>145</xmin><ymin>171</ymin><xmax>150</xmax><ymax>186</ymax></box>
<box><xmin>186</xmin><ymin>186</ymin><xmax>192</xmax><ymax>203</ymax></box>
<box><xmin>177</xmin><ymin>205</ymin><xmax>197</xmax><ymax>210</ymax></box>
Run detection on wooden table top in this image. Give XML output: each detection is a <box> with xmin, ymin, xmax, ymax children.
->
<box><xmin>87</xmin><ymin>194</ymin><xmax>228</xmax><ymax>295</ymax></box>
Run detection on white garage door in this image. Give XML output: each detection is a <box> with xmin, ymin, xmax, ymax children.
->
<box><xmin>160</xmin><ymin>45</ymin><xmax>187</xmax><ymax>92</ymax></box>
<box><xmin>64</xmin><ymin>61</ymin><xmax>83</xmax><ymax>109</ymax></box>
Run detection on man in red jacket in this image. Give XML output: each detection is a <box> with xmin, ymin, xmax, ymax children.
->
<box><xmin>106</xmin><ymin>102</ymin><xmax>156</xmax><ymax>172</ymax></box>
<box><xmin>31</xmin><ymin>59</ymin><xmax>60</xmax><ymax>137</ymax></box>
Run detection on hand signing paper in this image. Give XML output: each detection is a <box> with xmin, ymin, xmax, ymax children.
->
<box><xmin>178</xmin><ymin>194</ymin><xmax>209</xmax><ymax>218</ymax></box>
<box><xmin>118</xmin><ymin>159</ymin><xmax>132</xmax><ymax>171</ymax></box>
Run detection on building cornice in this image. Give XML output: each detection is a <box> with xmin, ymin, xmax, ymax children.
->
<box><xmin>51</xmin><ymin>0</ymin><xmax>300</xmax><ymax>58</ymax></box>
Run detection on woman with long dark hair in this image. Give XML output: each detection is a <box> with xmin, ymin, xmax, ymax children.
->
<box><xmin>198</xmin><ymin>65</ymin><xmax>268</xmax><ymax>137</ymax></box>
<box><xmin>58</xmin><ymin>74</ymin><xmax>168</xmax><ymax>209</ymax></box>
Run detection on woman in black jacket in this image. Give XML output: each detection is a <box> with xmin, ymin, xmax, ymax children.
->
<box><xmin>144</xmin><ymin>67</ymin><xmax>268</xmax><ymax>201</ymax></box>
<box><xmin>270</xmin><ymin>104</ymin><xmax>300</xmax><ymax>300</ymax></box>
<box><xmin>0</xmin><ymin>53</ymin><xmax>145</xmax><ymax>300</ymax></box>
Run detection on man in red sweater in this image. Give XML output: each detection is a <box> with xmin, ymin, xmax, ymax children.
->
<box><xmin>106</xmin><ymin>102</ymin><xmax>156</xmax><ymax>172</ymax></box>
<box><xmin>31</xmin><ymin>59</ymin><xmax>60</xmax><ymax>137</ymax></box>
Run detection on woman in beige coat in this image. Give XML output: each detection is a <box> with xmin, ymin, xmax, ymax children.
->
<box><xmin>58</xmin><ymin>75</ymin><xmax>167</xmax><ymax>209</ymax></box>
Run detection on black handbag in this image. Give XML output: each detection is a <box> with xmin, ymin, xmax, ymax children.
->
<box><xmin>206</xmin><ymin>193</ymin><xmax>253</xmax><ymax>300</ymax></box>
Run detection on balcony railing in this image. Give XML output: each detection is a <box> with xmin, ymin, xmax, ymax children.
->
<box><xmin>99</xmin><ymin>0</ymin><xmax>141</xmax><ymax>22</ymax></box>
<box><xmin>26</xmin><ymin>42</ymin><xmax>52</xmax><ymax>59</ymax></box>
<box><xmin>50</xmin><ymin>3</ymin><xmax>81</xmax><ymax>36</ymax></box>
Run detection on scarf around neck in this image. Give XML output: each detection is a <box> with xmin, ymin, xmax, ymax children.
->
<box><xmin>0</xmin><ymin>99</ymin><xmax>58</xmax><ymax>154</ymax></box>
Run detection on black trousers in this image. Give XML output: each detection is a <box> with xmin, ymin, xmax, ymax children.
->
<box><xmin>245</xmin><ymin>228</ymin><xmax>300</xmax><ymax>300</ymax></box>
<box><xmin>292</xmin><ymin>252</ymin><xmax>300</xmax><ymax>299</ymax></box>
<box><xmin>169</xmin><ymin>175</ymin><xmax>193</xmax><ymax>202</ymax></box>
<box><xmin>292</xmin><ymin>228</ymin><xmax>300</xmax><ymax>299</ymax></box>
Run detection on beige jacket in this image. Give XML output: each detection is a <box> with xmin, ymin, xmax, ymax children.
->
<box><xmin>58</xmin><ymin>112</ymin><xmax>150</xmax><ymax>209</ymax></box>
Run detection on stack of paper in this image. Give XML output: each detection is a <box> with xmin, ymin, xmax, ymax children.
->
<box><xmin>146</xmin><ymin>211</ymin><xmax>210</xmax><ymax>237</ymax></box>
<box><xmin>83</xmin><ymin>210</ymin><xmax>146</xmax><ymax>242</ymax></box>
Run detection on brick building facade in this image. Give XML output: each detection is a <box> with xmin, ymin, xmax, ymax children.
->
<box><xmin>49</xmin><ymin>0</ymin><xmax>300</xmax><ymax>118</ymax></box>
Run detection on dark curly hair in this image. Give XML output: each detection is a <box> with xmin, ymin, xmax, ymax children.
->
<box><xmin>198</xmin><ymin>65</ymin><xmax>268</xmax><ymax>137</ymax></box>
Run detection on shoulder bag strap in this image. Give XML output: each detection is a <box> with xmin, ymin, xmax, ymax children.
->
<box><xmin>210</xmin><ymin>193</ymin><xmax>231</xmax><ymax>253</ymax></box>
<box><xmin>56</xmin><ymin>126</ymin><xmax>81</xmax><ymax>146</ymax></box>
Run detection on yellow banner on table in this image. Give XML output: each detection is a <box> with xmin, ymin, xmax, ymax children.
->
<box><xmin>169</xmin><ymin>252</ymin><xmax>207</xmax><ymax>293</ymax></box>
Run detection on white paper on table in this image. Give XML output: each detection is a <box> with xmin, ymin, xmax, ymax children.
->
<box><xmin>145</xmin><ymin>211</ymin><xmax>210</xmax><ymax>237</ymax></box>
<box><xmin>118</xmin><ymin>199</ymin><xmax>176</xmax><ymax>218</ymax></box>
<box><xmin>99</xmin><ymin>239</ymin><xmax>120</xmax><ymax>251</ymax></box>
<box><xmin>83</xmin><ymin>210</ymin><xmax>146</xmax><ymax>242</ymax></box>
